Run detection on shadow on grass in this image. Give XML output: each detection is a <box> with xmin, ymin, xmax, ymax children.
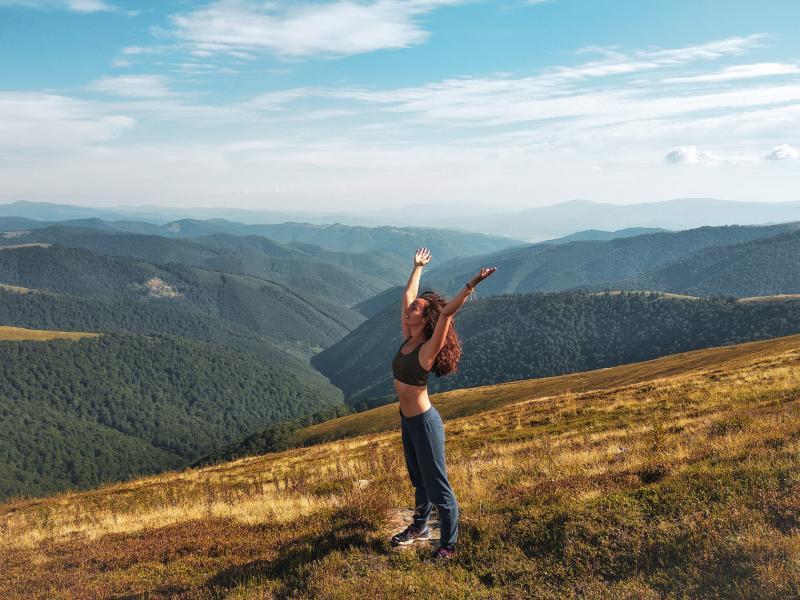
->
<box><xmin>201</xmin><ymin>513</ymin><xmax>388</xmax><ymax>598</ymax></box>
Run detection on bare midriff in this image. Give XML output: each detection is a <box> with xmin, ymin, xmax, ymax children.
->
<box><xmin>394</xmin><ymin>379</ymin><xmax>432</xmax><ymax>418</ymax></box>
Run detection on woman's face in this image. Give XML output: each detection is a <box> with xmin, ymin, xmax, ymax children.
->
<box><xmin>405</xmin><ymin>297</ymin><xmax>429</xmax><ymax>327</ymax></box>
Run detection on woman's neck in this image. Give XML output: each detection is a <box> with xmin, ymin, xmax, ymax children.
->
<box><xmin>408</xmin><ymin>325</ymin><xmax>427</xmax><ymax>341</ymax></box>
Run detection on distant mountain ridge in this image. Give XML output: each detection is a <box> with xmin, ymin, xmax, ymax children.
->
<box><xmin>5</xmin><ymin>198</ymin><xmax>800</xmax><ymax>241</ymax></box>
<box><xmin>0</xmin><ymin>213</ymin><xmax>522</xmax><ymax>263</ymax></box>
<box><xmin>445</xmin><ymin>198</ymin><xmax>800</xmax><ymax>241</ymax></box>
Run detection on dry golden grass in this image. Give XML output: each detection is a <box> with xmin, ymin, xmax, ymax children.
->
<box><xmin>0</xmin><ymin>284</ymin><xmax>33</xmax><ymax>294</ymax></box>
<box><xmin>739</xmin><ymin>294</ymin><xmax>800</xmax><ymax>302</ymax></box>
<box><xmin>293</xmin><ymin>333</ymin><xmax>800</xmax><ymax>445</ymax></box>
<box><xmin>0</xmin><ymin>325</ymin><xmax>100</xmax><ymax>341</ymax></box>
<box><xmin>2</xmin><ymin>334</ymin><xmax>800</xmax><ymax>598</ymax></box>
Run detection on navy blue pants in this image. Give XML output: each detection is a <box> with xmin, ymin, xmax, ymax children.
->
<box><xmin>400</xmin><ymin>405</ymin><xmax>459</xmax><ymax>547</ymax></box>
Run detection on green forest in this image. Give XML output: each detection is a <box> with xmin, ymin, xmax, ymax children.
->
<box><xmin>0</xmin><ymin>333</ymin><xmax>345</xmax><ymax>501</ymax></box>
<box><xmin>0</xmin><ymin>244</ymin><xmax>363</xmax><ymax>354</ymax></box>
<box><xmin>605</xmin><ymin>229</ymin><xmax>800</xmax><ymax>297</ymax></box>
<box><xmin>314</xmin><ymin>292</ymin><xmax>800</xmax><ymax>403</ymax></box>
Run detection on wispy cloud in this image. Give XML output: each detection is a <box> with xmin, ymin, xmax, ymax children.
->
<box><xmin>0</xmin><ymin>92</ymin><xmax>135</xmax><ymax>149</ymax></box>
<box><xmin>0</xmin><ymin>0</ymin><xmax>118</xmax><ymax>12</ymax></box>
<box><xmin>66</xmin><ymin>0</ymin><xmax>111</xmax><ymax>12</ymax></box>
<box><xmin>665</xmin><ymin>62</ymin><xmax>800</xmax><ymax>83</ymax></box>
<box><xmin>88</xmin><ymin>75</ymin><xmax>176</xmax><ymax>98</ymax></box>
<box><xmin>544</xmin><ymin>34</ymin><xmax>768</xmax><ymax>82</ymax></box>
<box><xmin>167</xmin><ymin>0</ymin><xmax>464</xmax><ymax>59</ymax></box>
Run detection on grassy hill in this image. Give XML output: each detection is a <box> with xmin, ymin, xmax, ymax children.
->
<box><xmin>312</xmin><ymin>291</ymin><xmax>800</xmax><ymax>405</ymax></box>
<box><xmin>2</xmin><ymin>334</ymin><xmax>799</xmax><ymax>598</ymax></box>
<box><xmin>0</xmin><ymin>325</ymin><xmax>99</xmax><ymax>341</ymax></box>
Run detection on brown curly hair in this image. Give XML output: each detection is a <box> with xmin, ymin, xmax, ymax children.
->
<box><xmin>419</xmin><ymin>291</ymin><xmax>462</xmax><ymax>377</ymax></box>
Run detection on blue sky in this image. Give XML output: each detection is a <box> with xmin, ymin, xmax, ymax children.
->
<box><xmin>2</xmin><ymin>0</ymin><xmax>800</xmax><ymax>212</ymax></box>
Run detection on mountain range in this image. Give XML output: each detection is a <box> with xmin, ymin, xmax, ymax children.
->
<box><xmin>6</xmin><ymin>198</ymin><xmax>800</xmax><ymax>240</ymax></box>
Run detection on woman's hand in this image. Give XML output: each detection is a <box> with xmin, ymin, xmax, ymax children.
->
<box><xmin>414</xmin><ymin>248</ymin><xmax>432</xmax><ymax>267</ymax></box>
<box><xmin>471</xmin><ymin>267</ymin><xmax>497</xmax><ymax>286</ymax></box>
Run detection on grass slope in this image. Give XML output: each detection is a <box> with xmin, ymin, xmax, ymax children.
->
<box><xmin>2</xmin><ymin>335</ymin><xmax>799</xmax><ymax>598</ymax></box>
<box><xmin>0</xmin><ymin>325</ymin><xmax>99</xmax><ymax>341</ymax></box>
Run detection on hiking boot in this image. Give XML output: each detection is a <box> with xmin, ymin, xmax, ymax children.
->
<box><xmin>431</xmin><ymin>545</ymin><xmax>456</xmax><ymax>561</ymax></box>
<box><xmin>391</xmin><ymin>524</ymin><xmax>431</xmax><ymax>546</ymax></box>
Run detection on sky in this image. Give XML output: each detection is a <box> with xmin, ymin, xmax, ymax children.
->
<box><xmin>2</xmin><ymin>0</ymin><xmax>800</xmax><ymax>212</ymax></box>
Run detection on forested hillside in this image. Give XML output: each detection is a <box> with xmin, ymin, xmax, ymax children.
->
<box><xmin>313</xmin><ymin>291</ymin><xmax>800</xmax><ymax>405</ymax></box>
<box><xmin>0</xmin><ymin>244</ymin><xmax>363</xmax><ymax>354</ymax></box>
<box><xmin>0</xmin><ymin>217</ymin><xmax>521</xmax><ymax>276</ymax></box>
<box><xmin>105</xmin><ymin>217</ymin><xmax>522</xmax><ymax>260</ymax></box>
<box><xmin>427</xmin><ymin>222</ymin><xmax>800</xmax><ymax>296</ymax></box>
<box><xmin>0</xmin><ymin>332</ymin><xmax>345</xmax><ymax>501</ymax></box>
<box><xmin>0</xmin><ymin>226</ymin><xmax>391</xmax><ymax>306</ymax></box>
<box><xmin>603</xmin><ymin>229</ymin><xmax>800</xmax><ymax>297</ymax></box>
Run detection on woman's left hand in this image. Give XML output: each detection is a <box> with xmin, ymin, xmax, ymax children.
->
<box><xmin>473</xmin><ymin>267</ymin><xmax>497</xmax><ymax>285</ymax></box>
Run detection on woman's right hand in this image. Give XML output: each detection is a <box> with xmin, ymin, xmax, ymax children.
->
<box><xmin>414</xmin><ymin>248</ymin><xmax>432</xmax><ymax>267</ymax></box>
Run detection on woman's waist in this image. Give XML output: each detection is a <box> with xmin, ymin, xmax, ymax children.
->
<box><xmin>398</xmin><ymin>394</ymin><xmax>431</xmax><ymax>417</ymax></box>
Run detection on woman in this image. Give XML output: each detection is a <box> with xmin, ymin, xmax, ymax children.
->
<box><xmin>390</xmin><ymin>247</ymin><xmax>496</xmax><ymax>560</ymax></box>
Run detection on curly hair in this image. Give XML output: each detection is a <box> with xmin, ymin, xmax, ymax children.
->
<box><xmin>419</xmin><ymin>291</ymin><xmax>462</xmax><ymax>377</ymax></box>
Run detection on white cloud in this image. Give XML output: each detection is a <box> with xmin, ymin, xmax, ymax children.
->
<box><xmin>665</xmin><ymin>145</ymin><xmax>718</xmax><ymax>164</ymax></box>
<box><xmin>766</xmin><ymin>143</ymin><xmax>800</xmax><ymax>160</ymax></box>
<box><xmin>88</xmin><ymin>75</ymin><xmax>175</xmax><ymax>98</ymax></box>
<box><xmin>167</xmin><ymin>0</ymin><xmax>464</xmax><ymax>58</ymax></box>
<box><xmin>66</xmin><ymin>0</ymin><xmax>110</xmax><ymax>12</ymax></box>
<box><xmin>665</xmin><ymin>145</ymin><xmax>758</xmax><ymax>166</ymax></box>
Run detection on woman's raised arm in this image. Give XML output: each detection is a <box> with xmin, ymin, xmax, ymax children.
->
<box><xmin>401</xmin><ymin>248</ymin><xmax>431</xmax><ymax>337</ymax></box>
<box><xmin>419</xmin><ymin>267</ymin><xmax>496</xmax><ymax>366</ymax></box>
<box><xmin>441</xmin><ymin>267</ymin><xmax>496</xmax><ymax>318</ymax></box>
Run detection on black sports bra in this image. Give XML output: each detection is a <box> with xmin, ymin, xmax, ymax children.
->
<box><xmin>392</xmin><ymin>336</ymin><xmax>430</xmax><ymax>386</ymax></box>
